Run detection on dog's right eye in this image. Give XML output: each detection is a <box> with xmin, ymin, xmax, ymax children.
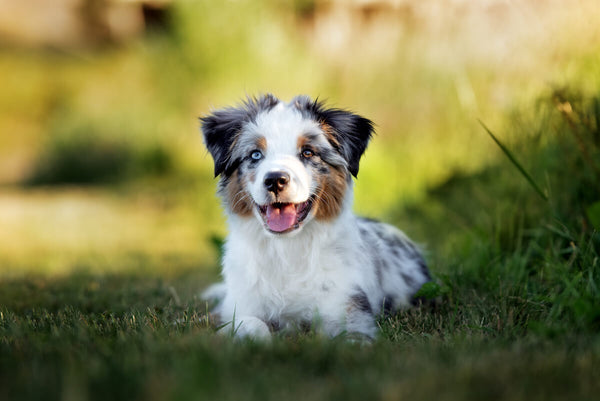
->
<box><xmin>250</xmin><ymin>150</ymin><xmax>263</xmax><ymax>161</ymax></box>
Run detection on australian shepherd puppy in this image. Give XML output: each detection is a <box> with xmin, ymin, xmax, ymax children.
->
<box><xmin>201</xmin><ymin>94</ymin><xmax>430</xmax><ymax>340</ymax></box>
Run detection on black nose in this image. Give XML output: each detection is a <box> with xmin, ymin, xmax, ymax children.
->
<box><xmin>264</xmin><ymin>171</ymin><xmax>290</xmax><ymax>194</ymax></box>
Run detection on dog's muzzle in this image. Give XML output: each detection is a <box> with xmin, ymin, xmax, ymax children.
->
<box><xmin>255</xmin><ymin>169</ymin><xmax>313</xmax><ymax>234</ymax></box>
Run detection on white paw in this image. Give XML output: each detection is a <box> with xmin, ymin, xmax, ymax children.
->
<box><xmin>222</xmin><ymin>316</ymin><xmax>272</xmax><ymax>341</ymax></box>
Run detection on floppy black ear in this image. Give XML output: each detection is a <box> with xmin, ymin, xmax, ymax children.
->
<box><xmin>321</xmin><ymin>109</ymin><xmax>374</xmax><ymax>177</ymax></box>
<box><xmin>200</xmin><ymin>107</ymin><xmax>246</xmax><ymax>177</ymax></box>
<box><xmin>295</xmin><ymin>97</ymin><xmax>374</xmax><ymax>177</ymax></box>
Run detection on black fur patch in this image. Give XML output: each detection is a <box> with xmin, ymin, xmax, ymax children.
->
<box><xmin>374</xmin><ymin>257</ymin><xmax>384</xmax><ymax>287</ymax></box>
<box><xmin>200</xmin><ymin>94</ymin><xmax>279</xmax><ymax>177</ymax></box>
<box><xmin>267</xmin><ymin>320</ymin><xmax>281</xmax><ymax>332</ymax></box>
<box><xmin>317</xmin><ymin>165</ymin><xmax>329</xmax><ymax>174</ymax></box>
<box><xmin>350</xmin><ymin>289</ymin><xmax>373</xmax><ymax>314</ymax></box>
<box><xmin>382</xmin><ymin>295</ymin><xmax>394</xmax><ymax>316</ymax></box>
<box><xmin>401</xmin><ymin>271</ymin><xmax>417</xmax><ymax>288</ymax></box>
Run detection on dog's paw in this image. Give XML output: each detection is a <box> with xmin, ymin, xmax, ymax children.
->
<box><xmin>221</xmin><ymin>315</ymin><xmax>272</xmax><ymax>341</ymax></box>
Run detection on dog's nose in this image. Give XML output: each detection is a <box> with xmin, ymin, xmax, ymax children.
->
<box><xmin>264</xmin><ymin>171</ymin><xmax>290</xmax><ymax>194</ymax></box>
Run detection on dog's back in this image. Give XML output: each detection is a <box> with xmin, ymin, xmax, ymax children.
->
<box><xmin>357</xmin><ymin>217</ymin><xmax>430</xmax><ymax>312</ymax></box>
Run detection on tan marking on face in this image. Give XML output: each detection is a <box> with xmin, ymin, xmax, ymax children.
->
<box><xmin>255</xmin><ymin>136</ymin><xmax>267</xmax><ymax>151</ymax></box>
<box><xmin>320</xmin><ymin>123</ymin><xmax>340</xmax><ymax>148</ymax></box>
<box><xmin>313</xmin><ymin>166</ymin><xmax>348</xmax><ymax>220</ymax></box>
<box><xmin>226</xmin><ymin>170</ymin><xmax>253</xmax><ymax>216</ymax></box>
<box><xmin>297</xmin><ymin>135</ymin><xmax>310</xmax><ymax>150</ymax></box>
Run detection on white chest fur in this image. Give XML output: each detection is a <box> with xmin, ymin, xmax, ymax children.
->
<box><xmin>220</xmin><ymin>211</ymin><xmax>374</xmax><ymax>329</ymax></box>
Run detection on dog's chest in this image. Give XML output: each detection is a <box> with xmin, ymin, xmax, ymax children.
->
<box><xmin>228</xmin><ymin>233</ymin><xmax>357</xmax><ymax>316</ymax></box>
<box><xmin>257</xmin><ymin>241</ymin><xmax>349</xmax><ymax>291</ymax></box>
<box><xmin>254</xmin><ymin>259</ymin><xmax>350</xmax><ymax>323</ymax></box>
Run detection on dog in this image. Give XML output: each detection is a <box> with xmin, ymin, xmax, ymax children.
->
<box><xmin>200</xmin><ymin>94</ymin><xmax>430</xmax><ymax>340</ymax></box>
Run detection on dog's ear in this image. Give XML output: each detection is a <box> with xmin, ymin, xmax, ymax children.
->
<box><xmin>295</xmin><ymin>97</ymin><xmax>374</xmax><ymax>177</ymax></box>
<box><xmin>200</xmin><ymin>107</ymin><xmax>246</xmax><ymax>177</ymax></box>
<box><xmin>320</xmin><ymin>109</ymin><xmax>374</xmax><ymax>177</ymax></box>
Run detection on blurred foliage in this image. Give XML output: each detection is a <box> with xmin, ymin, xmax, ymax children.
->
<box><xmin>1</xmin><ymin>0</ymin><xmax>599</xmax><ymax>209</ymax></box>
<box><xmin>390</xmin><ymin>89</ymin><xmax>600</xmax><ymax>336</ymax></box>
<box><xmin>27</xmin><ymin>121</ymin><xmax>174</xmax><ymax>185</ymax></box>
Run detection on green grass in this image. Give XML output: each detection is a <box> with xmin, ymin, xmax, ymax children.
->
<box><xmin>2</xmin><ymin>89</ymin><xmax>600</xmax><ymax>401</ymax></box>
<box><xmin>2</xmin><ymin>300</ymin><xmax>598</xmax><ymax>401</ymax></box>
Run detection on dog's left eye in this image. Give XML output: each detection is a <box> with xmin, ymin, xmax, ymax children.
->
<box><xmin>301</xmin><ymin>149</ymin><xmax>314</xmax><ymax>159</ymax></box>
<box><xmin>250</xmin><ymin>150</ymin><xmax>263</xmax><ymax>161</ymax></box>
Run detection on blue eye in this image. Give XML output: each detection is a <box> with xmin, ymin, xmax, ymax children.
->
<box><xmin>251</xmin><ymin>150</ymin><xmax>263</xmax><ymax>160</ymax></box>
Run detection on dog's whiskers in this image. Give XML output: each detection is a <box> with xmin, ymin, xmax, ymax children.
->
<box><xmin>315</xmin><ymin>187</ymin><xmax>336</xmax><ymax>211</ymax></box>
<box><xmin>230</xmin><ymin>191</ymin><xmax>252</xmax><ymax>211</ymax></box>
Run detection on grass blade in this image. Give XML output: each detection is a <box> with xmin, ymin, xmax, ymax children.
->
<box><xmin>478</xmin><ymin>119</ymin><xmax>548</xmax><ymax>201</ymax></box>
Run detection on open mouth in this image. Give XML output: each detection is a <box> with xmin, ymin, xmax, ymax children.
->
<box><xmin>256</xmin><ymin>197</ymin><xmax>314</xmax><ymax>234</ymax></box>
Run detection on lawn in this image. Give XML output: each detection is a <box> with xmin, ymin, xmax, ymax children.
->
<box><xmin>1</xmin><ymin>1</ymin><xmax>600</xmax><ymax>400</ymax></box>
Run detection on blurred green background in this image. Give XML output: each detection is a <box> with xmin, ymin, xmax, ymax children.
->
<box><xmin>0</xmin><ymin>0</ymin><xmax>599</xmax><ymax>273</ymax></box>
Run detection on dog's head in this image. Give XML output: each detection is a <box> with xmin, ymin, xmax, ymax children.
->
<box><xmin>201</xmin><ymin>94</ymin><xmax>374</xmax><ymax>236</ymax></box>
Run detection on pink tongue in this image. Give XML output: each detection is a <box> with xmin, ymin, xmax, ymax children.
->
<box><xmin>266</xmin><ymin>204</ymin><xmax>297</xmax><ymax>232</ymax></box>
